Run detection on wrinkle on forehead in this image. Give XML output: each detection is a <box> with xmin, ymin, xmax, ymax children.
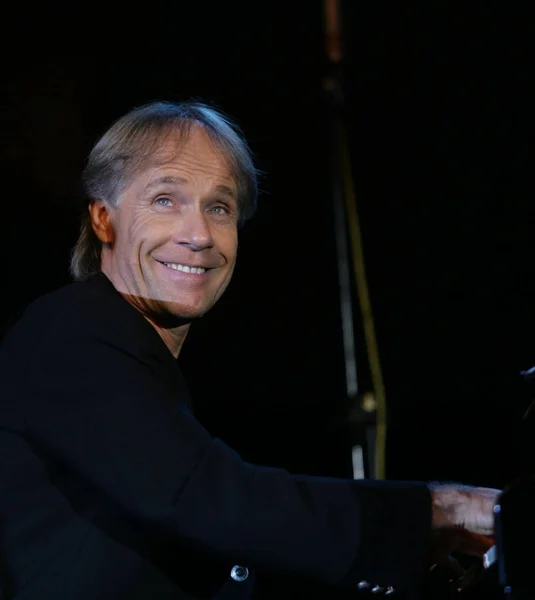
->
<box><xmin>113</xmin><ymin>123</ymin><xmax>241</xmax><ymax>215</ymax></box>
<box><xmin>143</xmin><ymin>125</ymin><xmax>233</xmax><ymax>180</ymax></box>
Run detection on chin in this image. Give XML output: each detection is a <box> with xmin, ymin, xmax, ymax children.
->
<box><xmin>160</xmin><ymin>302</ymin><xmax>209</xmax><ymax>324</ymax></box>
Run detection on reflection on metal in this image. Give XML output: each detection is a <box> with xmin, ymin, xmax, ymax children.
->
<box><xmin>352</xmin><ymin>445</ymin><xmax>365</xmax><ymax>479</ymax></box>
<box><xmin>322</xmin><ymin>0</ymin><xmax>387</xmax><ymax>480</ymax></box>
<box><xmin>361</xmin><ymin>392</ymin><xmax>378</xmax><ymax>413</ymax></box>
<box><xmin>331</xmin><ymin>120</ymin><xmax>359</xmax><ymax>399</ymax></box>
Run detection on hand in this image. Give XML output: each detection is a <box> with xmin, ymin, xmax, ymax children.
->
<box><xmin>427</xmin><ymin>528</ymin><xmax>494</xmax><ymax>585</ymax></box>
<box><xmin>429</xmin><ymin>528</ymin><xmax>494</xmax><ymax>564</ymax></box>
<box><xmin>428</xmin><ymin>483</ymin><xmax>501</xmax><ymax>536</ymax></box>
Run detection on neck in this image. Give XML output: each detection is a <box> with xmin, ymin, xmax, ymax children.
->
<box><xmin>100</xmin><ymin>267</ymin><xmax>191</xmax><ymax>358</ymax></box>
<box><xmin>146</xmin><ymin>319</ymin><xmax>190</xmax><ymax>358</ymax></box>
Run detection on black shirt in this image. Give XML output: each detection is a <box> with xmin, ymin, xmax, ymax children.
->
<box><xmin>0</xmin><ymin>273</ymin><xmax>432</xmax><ymax>599</ymax></box>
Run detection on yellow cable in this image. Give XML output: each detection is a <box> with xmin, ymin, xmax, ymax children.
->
<box><xmin>336</xmin><ymin>119</ymin><xmax>387</xmax><ymax>479</ymax></box>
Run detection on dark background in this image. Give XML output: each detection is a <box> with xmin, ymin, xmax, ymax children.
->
<box><xmin>1</xmin><ymin>2</ymin><xmax>534</xmax><ymax>490</ymax></box>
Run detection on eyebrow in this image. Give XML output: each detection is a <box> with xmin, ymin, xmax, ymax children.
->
<box><xmin>144</xmin><ymin>175</ymin><xmax>236</xmax><ymax>199</ymax></box>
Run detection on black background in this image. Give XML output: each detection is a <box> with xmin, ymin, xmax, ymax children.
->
<box><xmin>1</xmin><ymin>2</ymin><xmax>534</xmax><ymax>490</ymax></box>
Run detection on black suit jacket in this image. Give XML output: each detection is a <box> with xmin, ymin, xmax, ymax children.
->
<box><xmin>0</xmin><ymin>274</ymin><xmax>431</xmax><ymax>599</ymax></box>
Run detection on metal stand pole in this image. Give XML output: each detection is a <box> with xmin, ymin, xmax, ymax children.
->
<box><xmin>322</xmin><ymin>0</ymin><xmax>386</xmax><ymax>479</ymax></box>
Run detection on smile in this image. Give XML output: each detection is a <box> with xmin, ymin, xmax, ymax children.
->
<box><xmin>160</xmin><ymin>261</ymin><xmax>206</xmax><ymax>275</ymax></box>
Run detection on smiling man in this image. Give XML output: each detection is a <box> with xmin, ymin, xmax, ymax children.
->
<box><xmin>88</xmin><ymin>126</ymin><xmax>240</xmax><ymax>356</ymax></box>
<box><xmin>0</xmin><ymin>101</ymin><xmax>499</xmax><ymax>600</ymax></box>
<box><xmin>72</xmin><ymin>102</ymin><xmax>254</xmax><ymax>357</ymax></box>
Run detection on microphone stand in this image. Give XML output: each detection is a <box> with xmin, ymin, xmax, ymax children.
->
<box><xmin>322</xmin><ymin>0</ymin><xmax>387</xmax><ymax>479</ymax></box>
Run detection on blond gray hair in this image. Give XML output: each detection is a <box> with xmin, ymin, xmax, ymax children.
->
<box><xmin>70</xmin><ymin>100</ymin><xmax>258</xmax><ymax>281</ymax></box>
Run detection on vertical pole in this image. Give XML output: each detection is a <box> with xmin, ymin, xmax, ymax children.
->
<box><xmin>322</xmin><ymin>0</ymin><xmax>387</xmax><ymax>479</ymax></box>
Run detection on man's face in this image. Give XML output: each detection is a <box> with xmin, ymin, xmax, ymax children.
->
<box><xmin>95</xmin><ymin>127</ymin><xmax>239</xmax><ymax>323</ymax></box>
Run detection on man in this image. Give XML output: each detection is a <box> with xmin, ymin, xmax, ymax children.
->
<box><xmin>0</xmin><ymin>100</ymin><xmax>498</xmax><ymax>599</ymax></box>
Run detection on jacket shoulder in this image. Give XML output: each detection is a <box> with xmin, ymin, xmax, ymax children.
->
<box><xmin>1</xmin><ymin>277</ymin><xmax>107</xmax><ymax>353</ymax></box>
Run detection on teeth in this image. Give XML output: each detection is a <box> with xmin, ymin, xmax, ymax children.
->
<box><xmin>163</xmin><ymin>262</ymin><xmax>206</xmax><ymax>274</ymax></box>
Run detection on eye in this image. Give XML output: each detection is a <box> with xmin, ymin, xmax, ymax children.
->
<box><xmin>154</xmin><ymin>196</ymin><xmax>174</xmax><ymax>207</ymax></box>
<box><xmin>209</xmin><ymin>205</ymin><xmax>230</xmax><ymax>215</ymax></box>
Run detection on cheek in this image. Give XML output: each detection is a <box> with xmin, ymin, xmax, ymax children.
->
<box><xmin>223</xmin><ymin>235</ymin><xmax>238</xmax><ymax>269</ymax></box>
<box><xmin>221</xmin><ymin>225</ymin><xmax>238</xmax><ymax>254</ymax></box>
<box><xmin>122</xmin><ymin>212</ymin><xmax>164</xmax><ymax>247</ymax></box>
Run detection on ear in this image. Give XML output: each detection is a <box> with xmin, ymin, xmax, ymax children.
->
<box><xmin>89</xmin><ymin>200</ymin><xmax>114</xmax><ymax>244</ymax></box>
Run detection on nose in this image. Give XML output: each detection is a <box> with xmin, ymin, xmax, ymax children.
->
<box><xmin>173</xmin><ymin>207</ymin><xmax>214</xmax><ymax>251</ymax></box>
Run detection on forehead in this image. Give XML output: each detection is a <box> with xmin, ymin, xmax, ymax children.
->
<box><xmin>138</xmin><ymin>126</ymin><xmax>236</xmax><ymax>187</ymax></box>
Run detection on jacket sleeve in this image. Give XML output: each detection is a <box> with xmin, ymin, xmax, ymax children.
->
<box><xmin>19</xmin><ymin>320</ymin><xmax>431</xmax><ymax>594</ymax></box>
